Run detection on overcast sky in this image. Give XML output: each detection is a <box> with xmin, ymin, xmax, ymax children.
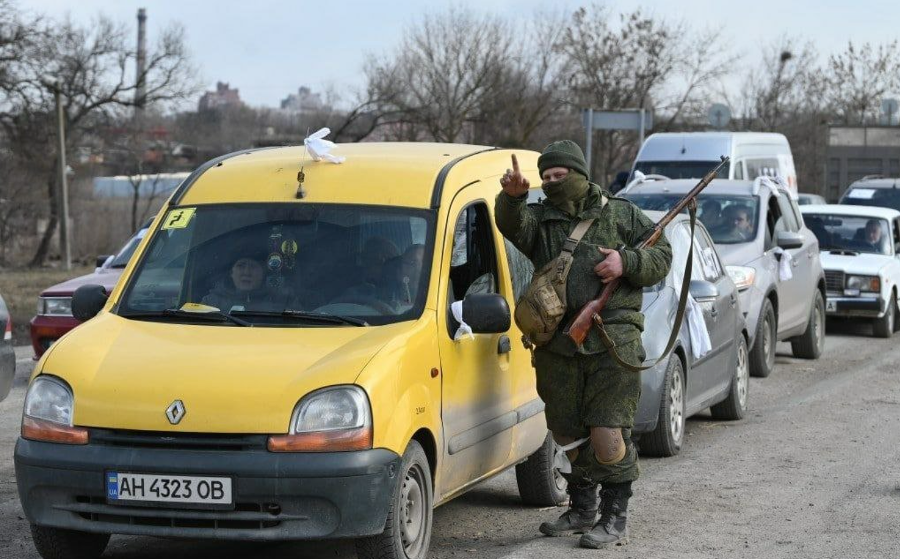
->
<box><xmin>22</xmin><ymin>0</ymin><xmax>900</xmax><ymax>108</ymax></box>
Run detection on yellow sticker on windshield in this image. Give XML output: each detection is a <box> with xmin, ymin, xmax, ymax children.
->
<box><xmin>162</xmin><ymin>208</ymin><xmax>196</xmax><ymax>230</ymax></box>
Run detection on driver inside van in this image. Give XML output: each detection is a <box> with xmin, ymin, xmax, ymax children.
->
<box><xmin>202</xmin><ymin>248</ymin><xmax>294</xmax><ymax>312</ymax></box>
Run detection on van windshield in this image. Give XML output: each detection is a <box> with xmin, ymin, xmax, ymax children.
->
<box><xmin>626</xmin><ymin>193</ymin><xmax>760</xmax><ymax>245</ymax></box>
<box><xmin>118</xmin><ymin>204</ymin><xmax>434</xmax><ymax>326</ymax></box>
<box><xmin>802</xmin><ymin>214</ymin><xmax>891</xmax><ymax>256</ymax></box>
<box><xmin>633</xmin><ymin>161</ymin><xmax>729</xmax><ymax>180</ymax></box>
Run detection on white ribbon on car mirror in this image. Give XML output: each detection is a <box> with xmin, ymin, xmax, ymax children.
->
<box><xmin>553</xmin><ymin>437</ymin><xmax>591</xmax><ymax>474</ymax></box>
<box><xmin>772</xmin><ymin>247</ymin><xmax>793</xmax><ymax>281</ymax></box>
<box><xmin>686</xmin><ymin>293</ymin><xmax>713</xmax><ymax>359</ymax></box>
<box><xmin>450</xmin><ymin>300</ymin><xmax>474</xmax><ymax>341</ymax></box>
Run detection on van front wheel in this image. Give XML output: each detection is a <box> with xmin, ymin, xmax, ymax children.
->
<box><xmin>30</xmin><ymin>525</ymin><xmax>109</xmax><ymax>559</ymax></box>
<box><xmin>356</xmin><ymin>440</ymin><xmax>433</xmax><ymax>559</ymax></box>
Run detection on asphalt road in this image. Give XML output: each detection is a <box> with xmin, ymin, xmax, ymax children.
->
<box><xmin>2</xmin><ymin>318</ymin><xmax>899</xmax><ymax>559</ymax></box>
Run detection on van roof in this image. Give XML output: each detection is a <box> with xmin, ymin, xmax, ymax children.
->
<box><xmin>623</xmin><ymin>178</ymin><xmax>778</xmax><ymax>197</ymax></box>
<box><xmin>847</xmin><ymin>177</ymin><xmax>900</xmax><ymax>189</ymax></box>
<box><xmin>800</xmin><ymin>204</ymin><xmax>900</xmax><ymax>220</ymax></box>
<box><xmin>635</xmin><ymin>132</ymin><xmax>789</xmax><ymax>162</ymax></box>
<box><xmin>172</xmin><ymin>143</ymin><xmax>533</xmax><ymax>209</ymax></box>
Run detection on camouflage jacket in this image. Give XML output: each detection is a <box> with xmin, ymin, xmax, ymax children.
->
<box><xmin>495</xmin><ymin>184</ymin><xmax>672</xmax><ymax>356</ymax></box>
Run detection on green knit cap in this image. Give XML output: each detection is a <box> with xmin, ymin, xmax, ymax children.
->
<box><xmin>537</xmin><ymin>140</ymin><xmax>590</xmax><ymax>179</ymax></box>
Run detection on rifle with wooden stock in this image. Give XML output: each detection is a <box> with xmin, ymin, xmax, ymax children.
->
<box><xmin>564</xmin><ymin>156</ymin><xmax>730</xmax><ymax>351</ymax></box>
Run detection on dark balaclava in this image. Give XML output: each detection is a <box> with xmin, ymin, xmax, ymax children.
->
<box><xmin>538</xmin><ymin>140</ymin><xmax>591</xmax><ymax>216</ymax></box>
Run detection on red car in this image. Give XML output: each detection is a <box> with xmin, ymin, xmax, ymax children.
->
<box><xmin>30</xmin><ymin>222</ymin><xmax>150</xmax><ymax>358</ymax></box>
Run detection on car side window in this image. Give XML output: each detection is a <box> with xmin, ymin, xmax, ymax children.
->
<box><xmin>894</xmin><ymin>219</ymin><xmax>900</xmax><ymax>253</ymax></box>
<box><xmin>776</xmin><ymin>195</ymin><xmax>800</xmax><ymax>232</ymax></box>
<box><xmin>694</xmin><ymin>228</ymin><xmax>724</xmax><ymax>281</ymax></box>
<box><xmin>504</xmin><ymin>239</ymin><xmax>534</xmax><ymax>301</ymax></box>
<box><xmin>449</xmin><ymin>202</ymin><xmax>499</xmax><ymax>302</ymax></box>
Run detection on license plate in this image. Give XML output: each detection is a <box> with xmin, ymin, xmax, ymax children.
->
<box><xmin>826</xmin><ymin>300</ymin><xmax>837</xmax><ymax>312</ymax></box>
<box><xmin>107</xmin><ymin>472</ymin><xmax>232</xmax><ymax>505</ymax></box>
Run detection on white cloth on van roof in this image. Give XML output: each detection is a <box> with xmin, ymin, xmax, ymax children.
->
<box><xmin>304</xmin><ymin>127</ymin><xmax>345</xmax><ymax>164</ymax></box>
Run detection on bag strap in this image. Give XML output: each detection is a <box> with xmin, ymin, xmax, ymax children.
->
<box><xmin>594</xmin><ymin>203</ymin><xmax>698</xmax><ymax>373</ymax></box>
<box><xmin>562</xmin><ymin>218</ymin><xmax>596</xmax><ymax>254</ymax></box>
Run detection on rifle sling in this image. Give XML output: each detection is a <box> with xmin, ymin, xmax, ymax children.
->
<box><xmin>594</xmin><ymin>204</ymin><xmax>697</xmax><ymax>373</ymax></box>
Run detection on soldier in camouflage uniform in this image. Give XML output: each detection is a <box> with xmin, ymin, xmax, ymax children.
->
<box><xmin>496</xmin><ymin>141</ymin><xmax>672</xmax><ymax>549</ymax></box>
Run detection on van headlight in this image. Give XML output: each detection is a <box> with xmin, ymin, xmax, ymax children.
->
<box><xmin>37</xmin><ymin>297</ymin><xmax>73</xmax><ymax>316</ymax></box>
<box><xmin>21</xmin><ymin>376</ymin><xmax>88</xmax><ymax>444</ymax></box>
<box><xmin>267</xmin><ymin>386</ymin><xmax>373</xmax><ymax>452</ymax></box>
<box><xmin>726</xmin><ymin>266</ymin><xmax>756</xmax><ymax>291</ymax></box>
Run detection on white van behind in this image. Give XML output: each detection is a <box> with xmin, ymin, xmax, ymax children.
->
<box><xmin>632</xmin><ymin>132</ymin><xmax>798</xmax><ymax>195</ymax></box>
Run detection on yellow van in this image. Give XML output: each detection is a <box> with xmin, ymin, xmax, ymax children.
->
<box><xmin>15</xmin><ymin>143</ymin><xmax>565</xmax><ymax>559</ymax></box>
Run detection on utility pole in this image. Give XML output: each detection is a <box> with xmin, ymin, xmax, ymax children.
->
<box><xmin>52</xmin><ymin>80</ymin><xmax>72</xmax><ymax>271</ymax></box>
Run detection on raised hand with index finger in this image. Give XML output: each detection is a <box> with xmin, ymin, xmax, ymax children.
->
<box><xmin>499</xmin><ymin>154</ymin><xmax>530</xmax><ymax>197</ymax></box>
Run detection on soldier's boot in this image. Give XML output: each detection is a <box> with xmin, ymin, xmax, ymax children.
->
<box><xmin>579</xmin><ymin>482</ymin><xmax>632</xmax><ymax>549</ymax></box>
<box><xmin>538</xmin><ymin>482</ymin><xmax>598</xmax><ymax>537</ymax></box>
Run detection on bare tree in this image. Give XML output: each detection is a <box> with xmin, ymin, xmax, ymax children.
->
<box><xmin>364</xmin><ymin>8</ymin><xmax>515</xmax><ymax>143</ymax></box>
<box><xmin>825</xmin><ymin>41</ymin><xmax>900</xmax><ymax>125</ymax></box>
<box><xmin>0</xmin><ymin>8</ymin><xmax>199</xmax><ymax>266</ymax></box>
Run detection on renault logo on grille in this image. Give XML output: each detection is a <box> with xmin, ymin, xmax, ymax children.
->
<box><xmin>166</xmin><ymin>400</ymin><xmax>186</xmax><ymax>425</ymax></box>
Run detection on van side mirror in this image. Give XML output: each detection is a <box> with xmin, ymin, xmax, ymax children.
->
<box><xmin>461</xmin><ymin>293</ymin><xmax>510</xmax><ymax>334</ymax></box>
<box><xmin>776</xmin><ymin>230</ymin><xmax>803</xmax><ymax>250</ymax></box>
<box><xmin>689</xmin><ymin>279</ymin><xmax>718</xmax><ymax>303</ymax></box>
<box><xmin>71</xmin><ymin>284</ymin><xmax>108</xmax><ymax>322</ymax></box>
<box><xmin>95</xmin><ymin>254</ymin><xmax>112</xmax><ymax>268</ymax></box>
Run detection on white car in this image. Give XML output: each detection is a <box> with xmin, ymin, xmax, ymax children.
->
<box><xmin>800</xmin><ymin>204</ymin><xmax>900</xmax><ymax>337</ymax></box>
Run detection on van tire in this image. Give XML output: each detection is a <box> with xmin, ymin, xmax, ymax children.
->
<box><xmin>30</xmin><ymin>525</ymin><xmax>109</xmax><ymax>559</ymax></box>
<box><xmin>791</xmin><ymin>291</ymin><xmax>825</xmax><ymax>359</ymax></box>
<box><xmin>750</xmin><ymin>299</ymin><xmax>776</xmax><ymax>378</ymax></box>
<box><xmin>640</xmin><ymin>356</ymin><xmax>685</xmax><ymax>457</ymax></box>
<box><xmin>515</xmin><ymin>431</ymin><xmax>568</xmax><ymax>506</ymax></box>
<box><xmin>710</xmin><ymin>335</ymin><xmax>749</xmax><ymax>421</ymax></box>
<box><xmin>356</xmin><ymin>440</ymin><xmax>433</xmax><ymax>559</ymax></box>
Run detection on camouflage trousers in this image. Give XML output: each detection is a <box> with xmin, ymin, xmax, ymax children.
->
<box><xmin>534</xmin><ymin>338</ymin><xmax>644</xmax><ymax>485</ymax></box>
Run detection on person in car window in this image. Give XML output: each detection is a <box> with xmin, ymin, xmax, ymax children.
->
<box><xmin>699</xmin><ymin>199</ymin><xmax>722</xmax><ymax>230</ymax></box>
<box><xmin>385</xmin><ymin>244</ymin><xmax>425</xmax><ymax>306</ymax></box>
<box><xmin>717</xmin><ymin>204</ymin><xmax>753</xmax><ymax>241</ymax></box>
<box><xmin>202</xmin><ymin>250</ymin><xmax>289</xmax><ymax>312</ymax></box>
<box><xmin>864</xmin><ymin>219</ymin><xmax>887</xmax><ymax>252</ymax></box>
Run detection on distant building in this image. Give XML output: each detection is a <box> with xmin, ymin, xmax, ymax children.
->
<box><xmin>93</xmin><ymin>173</ymin><xmax>191</xmax><ymax>198</ymax></box>
<box><xmin>198</xmin><ymin>82</ymin><xmax>242</xmax><ymax>112</ymax></box>
<box><xmin>280</xmin><ymin>86</ymin><xmax>323</xmax><ymax>113</ymax></box>
<box><xmin>826</xmin><ymin>126</ymin><xmax>900</xmax><ymax>200</ymax></box>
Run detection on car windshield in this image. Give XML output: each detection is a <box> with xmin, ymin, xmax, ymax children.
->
<box><xmin>108</xmin><ymin>228</ymin><xmax>149</xmax><ymax>268</ymax></box>
<box><xmin>841</xmin><ymin>187</ymin><xmax>900</xmax><ymax>212</ymax></box>
<box><xmin>802</xmin><ymin>214</ymin><xmax>891</xmax><ymax>255</ymax></box>
<box><xmin>626</xmin><ymin>193</ymin><xmax>760</xmax><ymax>244</ymax></box>
<box><xmin>119</xmin><ymin>204</ymin><xmax>434</xmax><ymax>326</ymax></box>
<box><xmin>633</xmin><ymin>160</ymin><xmax>729</xmax><ymax>180</ymax></box>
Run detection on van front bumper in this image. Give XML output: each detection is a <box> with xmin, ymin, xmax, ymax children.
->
<box><xmin>15</xmin><ymin>434</ymin><xmax>401</xmax><ymax>541</ymax></box>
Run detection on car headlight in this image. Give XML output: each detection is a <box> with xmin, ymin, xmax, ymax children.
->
<box><xmin>846</xmin><ymin>275</ymin><xmax>880</xmax><ymax>293</ymax></box>
<box><xmin>37</xmin><ymin>297</ymin><xmax>73</xmax><ymax>316</ymax></box>
<box><xmin>21</xmin><ymin>375</ymin><xmax>88</xmax><ymax>444</ymax></box>
<box><xmin>267</xmin><ymin>386</ymin><xmax>372</xmax><ymax>452</ymax></box>
<box><xmin>726</xmin><ymin>266</ymin><xmax>756</xmax><ymax>291</ymax></box>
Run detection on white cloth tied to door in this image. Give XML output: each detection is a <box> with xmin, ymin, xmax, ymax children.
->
<box><xmin>686</xmin><ymin>293</ymin><xmax>712</xmax><ymax>359</ymax></box>
<box><xmin>304</xmin><ymin>127</ymin><xmax>345</xmax><ymax>164</ymax></box>
<box><xmin>450</xmin><ymin>300</ymin><xmax>474</xmax><ymax>341</ymax></box>
<box><xmin>772</xmin><ymin>247</ymin><xmax>793</xmax><ymax>281</ymax></box>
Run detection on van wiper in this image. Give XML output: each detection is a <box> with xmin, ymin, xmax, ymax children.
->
<box><xmin>232</xmin><ymin>309</ymin><xmax>368</xmax><ymax>326</ymax></box>
<box><xmin>120</xmin><ymin>308</ymin><xmax>251</xmax><ymax>326</ymax></box>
